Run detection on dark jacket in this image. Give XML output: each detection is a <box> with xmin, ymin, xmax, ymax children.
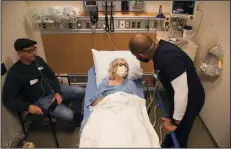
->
<box><xmin>2</xmin><ymin>56</ymin><xmax>61</xmax><ymax>112</ymax></box>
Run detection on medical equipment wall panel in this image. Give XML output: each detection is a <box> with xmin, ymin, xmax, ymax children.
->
<box><xmin>39</xmin><ymin>12</ymin><xmax>167</xmax><ymax>33</ymax></box>
<box><xmin>41</xmin><ymin>33</ymin><xmax>156</xmax><ymax>74</ymax></box>
<box><xmin>84</xmin><ymin>1</ymin><xmax>145</xmax><ymax>12</ymax></box>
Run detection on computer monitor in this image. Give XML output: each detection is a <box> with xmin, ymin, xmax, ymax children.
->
<box><xmin>171</xmin><ymin>1</ymin><xmax>196</xmax><ymax>18</ymax></box>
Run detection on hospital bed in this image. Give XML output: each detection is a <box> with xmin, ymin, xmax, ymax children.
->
<box><xmin>80</xmin><ymin>66</ymin><xmax>180</xmax><ymax>148</ymax></box>
<box><xmin>82</xmin><ymin>67</ymin><xmax>144</xmax><ymax>122</ymax></box>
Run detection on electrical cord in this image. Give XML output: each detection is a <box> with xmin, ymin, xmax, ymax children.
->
<box><xmin>159</xmin><ymin>124</ymin><xmax>164</xmax><ymax>145</ymax></box>
<box><xmin>147</xmin><ymin>92</ymin><xmax>153</xmax><ymax>110</ymax></box>
<box><xmin>36</xmin><ymin>60</ymin><xmax>46</xmax><ymax>100</ymax></box>
<box><xmin>109</xmin><ymin>1</ymin><xmax>114</xmax><ymax>32</ymax></box>
<box><xmin>105</xmin><ymin>31</ymin><xmax>116</xmax><ymax>50</ymax></box>
<box><xmin>38</xmin><ymin>78</ymin><xmax>46</xmax><ymax>100</ymax></box>
<box><xmin>104</xmin><ymin>2</ymin><xmax>109</xmax><ymax>32</ymax></box>
<box><xmin>148</xmin><ymin>80</ymin><xmax>158</xmax><ymax>128</ymax></box>
<box><xmin>176</xmin><ymin>9</ymin><xmax>204</xmax><ymax>45</ymax></box>
<box><xmin>146</xmin><ymin>74</ymin><xmax>165</xmax><ymax>145</ymax></box>
<box><xmin>152</xmin><ymin>105</ymin><xmax>158</xmax><ymax>128</ymax></box>
<box><xmin>156</xmin><ymin>21</ymin><xmax>167</xmax><ymax>39</ymax></box>
<box><xmin>147</xmin><ymin>79</ymin><xmax>158</xmax><ymax>110</ymax></box>
<box><xmin>36</xmin><ymin>60</ymin><xmax>55</xmax><ymax>101</ymax></box>
<box><xmin>93</xmin><ymin>32</ymin><xmax>96</xmax><ymax>49</ymax></box>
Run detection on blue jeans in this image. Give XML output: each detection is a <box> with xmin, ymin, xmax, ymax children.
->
<box><xmin>34</xmin><ymin>83</ymin><xmax>85</xmax><ymax>122</ymax></box>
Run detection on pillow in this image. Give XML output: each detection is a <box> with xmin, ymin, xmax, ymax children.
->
<box><xmin>92</xmin><ymin>49</ymin><xmax>143</xmax><ymax>86</ymax></box>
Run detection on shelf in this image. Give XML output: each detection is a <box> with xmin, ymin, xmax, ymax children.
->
<box><xmin>79</xmin><ymin>12</ymin><xmax>170</xmax><ymax>17</ymax></box>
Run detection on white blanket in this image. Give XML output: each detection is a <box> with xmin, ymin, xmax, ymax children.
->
<box><xmin>79</xmin><ymin>92</ymin><xmax>160</xmax><ymax>148</ymax></box>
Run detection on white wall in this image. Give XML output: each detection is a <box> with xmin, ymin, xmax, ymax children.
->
<box><xmin>191</xmin><ymin>1</ymin><xmax>230</xmax><ymax>147</ymax></box>
<box><xmin>1</xmin><ymin>1</ymin><xmax>45</xmax><ymax>147</ymax></box>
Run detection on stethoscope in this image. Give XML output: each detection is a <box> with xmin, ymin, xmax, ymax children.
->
<box><xmin>105</xmin><ymin>1</ymin><xmax>114</xmax><ymax>32</ymax></box>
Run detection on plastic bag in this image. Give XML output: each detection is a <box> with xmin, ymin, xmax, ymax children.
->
<box><xmin>199</xmin><ymin>43</ymin><xmax>223</xmax><ymax>77</ymax></box>
<box><xmin>63</xmin><ymin>6</ymin><xmax>79</xmax><ymax>18</ymax></box>
<box><xmin>30</xmin><ymin>9</ymin><xmax>44</xmax><ymax>23</ymax></box>
<box><xmin>43</xmin><ymin>8</ymin><xmax>56</xmax><ymax>23</ymax></box>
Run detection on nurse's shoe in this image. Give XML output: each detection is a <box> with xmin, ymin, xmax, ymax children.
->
<box><xmin>161</xmin><ymin>135</ymin><xmax>173</xmax><ymax>148</ymax></box>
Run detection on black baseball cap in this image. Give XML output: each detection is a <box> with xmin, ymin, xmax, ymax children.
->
<box><xmin>14</xmin><ymin>38</ymin><xmax>37</xmax><ymax>51</ymax></box>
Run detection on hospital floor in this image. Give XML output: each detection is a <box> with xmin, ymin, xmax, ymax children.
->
<box><xmin>24</xmin><ymin>91</ymin><xmax>217</xmax><ymax>148</ymax></box>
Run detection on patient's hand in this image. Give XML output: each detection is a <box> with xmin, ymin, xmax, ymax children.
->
<box><xmin>92</xmin><ymin>98</ymin><xmax>104</xmax><ymax>107</ymax></box>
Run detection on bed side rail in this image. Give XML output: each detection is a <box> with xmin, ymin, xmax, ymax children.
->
<box><xmin>155</xmin><ymin>88</ymin><xmax>180</xmax><ymax>148</ymax></box>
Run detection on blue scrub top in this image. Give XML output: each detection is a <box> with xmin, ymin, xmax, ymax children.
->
<box><xmin>153</xmin><ymin>39</ymin><xmax>205</xmax><ymax>114</ymax></box>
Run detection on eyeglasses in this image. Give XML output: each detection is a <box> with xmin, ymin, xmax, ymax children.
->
<box><xmin>21</xmin><ymin>47</ymin><xmax>37</xmax><ymax>54</ymax></box>
<box><xmin>116</xmin><ymin>63</ymin><xmax>128</xmax><ymax>67</ymax></box>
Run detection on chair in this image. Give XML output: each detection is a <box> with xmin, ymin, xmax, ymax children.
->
<box><xmin>17</xmin><ymin>75</ymin><xmax>72</xmax><ymax>148</ymax></box>
<box><xmin>17</xmin><ymin>109</ymin><xmax>60</xmax><ymax>148</ymax></box>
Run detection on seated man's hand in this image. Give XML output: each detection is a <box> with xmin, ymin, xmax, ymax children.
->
<box><xmin>29</xmin><ymin>105</ymin><xmax>44</xmax><ymax>115</ymax></box>
<box><xmin>54</xmin><ymin>93</ymin><xmax>62</xmax><ymax>105</ymax></box>
<box><xmin>92</xmin><ymin>98</ymin><xmax>104</xmax><ymax>107</ymax></box>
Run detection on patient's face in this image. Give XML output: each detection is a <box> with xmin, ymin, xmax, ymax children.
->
<box><xmin>116</xmin><ymin>60</ymin><xmax>128</xmax><ymax>68</ymax></box>
<box><xmin>115</xmin><ymin>60</ymin><xmax>129</xmax><ymax>78</ymax></box>
<box><xmin>109</xmin><ymin>58</ymin><xmax>129</xmax><ymax>80</ymax></box>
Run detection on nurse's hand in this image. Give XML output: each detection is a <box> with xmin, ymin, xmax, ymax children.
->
<box><xmin>162</xmin><ymin>117</ymin><xmax>177</xmax><ymax>133</ymax></box>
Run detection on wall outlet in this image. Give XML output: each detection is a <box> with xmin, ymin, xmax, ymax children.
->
<box><xmin>125</xmin><ymin>21</ymin><xmax>130</xmax><ymax>28</ymax></box>
<box><xmin>119</xmin><ymin>20</ymin><xmax>125</xmax><ymax>29</ymax></box>
<box><xmin>131</xmin><ymin>21</ymin><xmax>136</xmax><ymax>28</ymax></box>
<box><xmin>136</xmin><ymin>21</ymin><xmax>141</xmax><ymax>28</ymax></box>
<box><xmin>86</xmin><ymin>22</ymin><xmax>90</xmax><ymax>29</ymax></box>
<box><xmin>77</xmin><ymin>22</ymin><xmax>82</xmax><ymax>28</ymax></box>
<box><xmin>97</xmin><ymin>21</ymin><xmax>102</xmax><ymax>28</ymax></box>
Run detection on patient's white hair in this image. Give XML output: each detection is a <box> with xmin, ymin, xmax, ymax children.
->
<box><xmin>108</xmin><ymin>58</ymin><xmax>129</xmax><ymax>80</ymax></box>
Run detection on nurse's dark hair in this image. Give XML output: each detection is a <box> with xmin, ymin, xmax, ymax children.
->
<box><xmin>129</xmin><ymin>34</ymin><xmax>153</xmax><ymax>54</ymax></box>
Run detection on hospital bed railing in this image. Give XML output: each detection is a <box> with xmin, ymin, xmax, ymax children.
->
<box><xmin>146</xmin><ymin>77</ymin><xmax>180</xmax><ymax>148</ymax></box>
<box><xmin>55</xmin><ymin>74</ymin><xmax>88</xmax><ymax>87</ymax></box>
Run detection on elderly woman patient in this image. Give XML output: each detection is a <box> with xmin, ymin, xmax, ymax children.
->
<box><xmin>90</xmin><ymin>58</ymin><xmax>137</xmax><ymax>106</ymax></box>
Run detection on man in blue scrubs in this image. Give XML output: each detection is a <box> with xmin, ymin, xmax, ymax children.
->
<box><xmin>129</xmin><ymin>34</ymin><xmax>205</xmax><ymax>148</ymax></box>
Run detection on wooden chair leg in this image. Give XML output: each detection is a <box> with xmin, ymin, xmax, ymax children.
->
<box><xmin>48</xmin><ymin>111</ymin><xmax>60</xmax><ymax>148</ymax></box>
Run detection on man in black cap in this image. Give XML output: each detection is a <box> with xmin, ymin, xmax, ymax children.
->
<box><xmin>129</xmin><ymin>34</ymin><xmax>205</xmax><ymax>148</ymax></box>
<box><xmin>3</xmin><ymin>38</ymin><xmax>85</xmax><ymax>130</ymax></box>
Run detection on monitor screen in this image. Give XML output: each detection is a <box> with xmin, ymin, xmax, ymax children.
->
<box><xmin>172</xmin><ymin>1</ymin><xmax>195</xmax><ymax>15</ymax></box>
